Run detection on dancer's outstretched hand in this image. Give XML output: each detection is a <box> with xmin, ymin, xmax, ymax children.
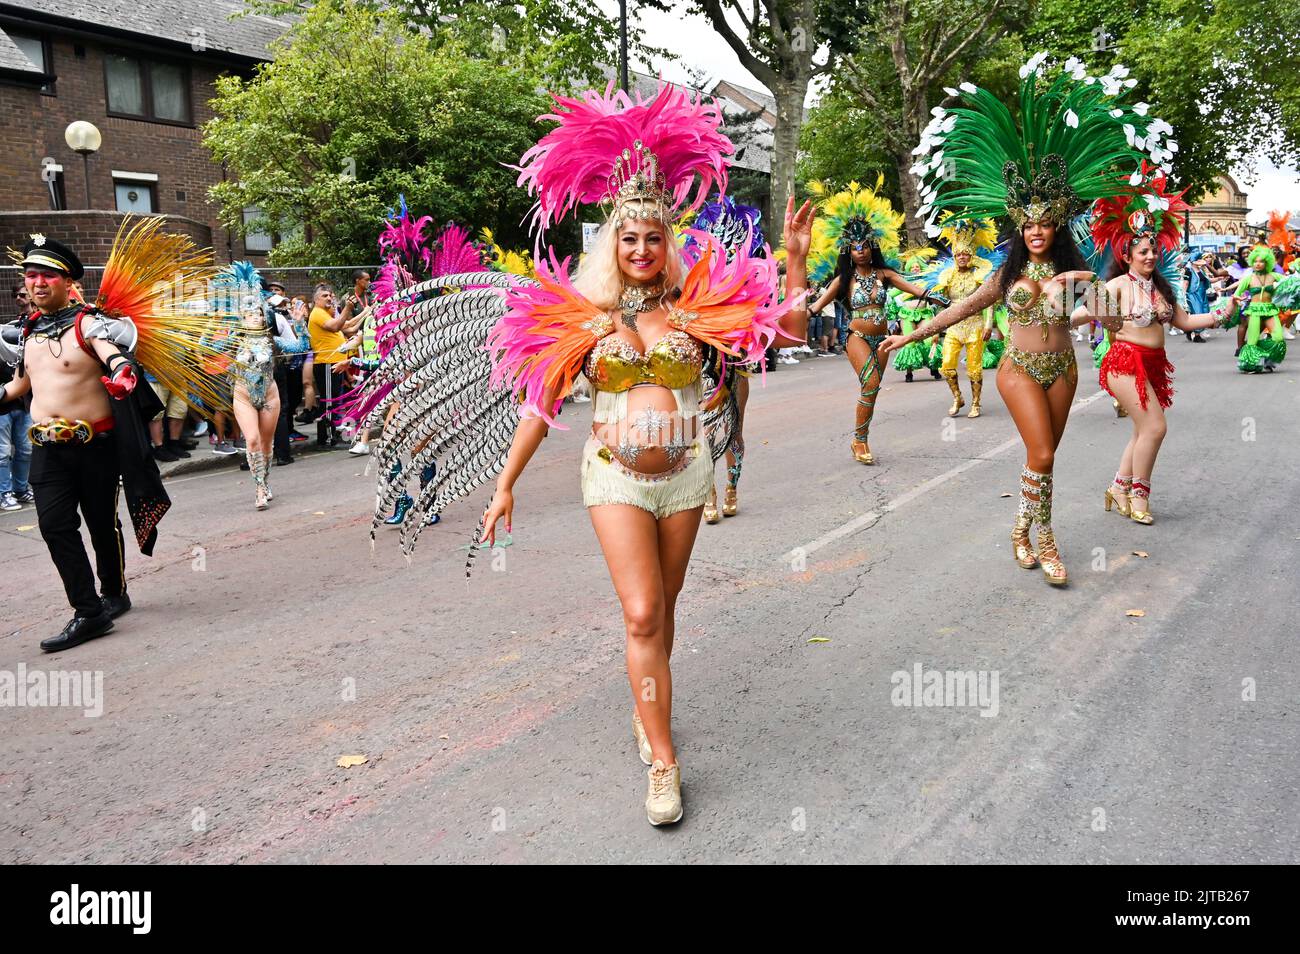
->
<box><xmin>101</xmin><ymin>362</ymin><xmax>137</xmax><ymax>399</ymax></box>
<box><xmin>783</xmin><ymin>196</ymin><xmax>816</xmax><ymax>260</ymax></box>
<box><xmin>877</xmin><ymin>335</ymin><xmax>908</xmax><ymax>359</ymax></box>
<box><xmin>481</xmin><ymin>486</ymin><xmax>514</xmax><ymax>546</ymax></box>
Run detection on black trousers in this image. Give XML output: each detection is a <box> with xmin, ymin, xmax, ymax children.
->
<box><xmin>30</xmin><ymin>433</ymin><xmax>125</xmax><ymax>617</ymax></box>
<box><xmin>284</xmin><ymin>363</ymin><xmax>303</xmax><ymax>423</ymax></box>
<box><xmin>273</xmin><ymin>364</ymin><xmax>292</xmax><ymax>460</ymax></box>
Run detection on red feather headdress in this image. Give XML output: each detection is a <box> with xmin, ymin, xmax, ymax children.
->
<box><xmin>1090</xmin><ymin>161</ymin><xmax>1189</xmax><ymax>258</ymax></box>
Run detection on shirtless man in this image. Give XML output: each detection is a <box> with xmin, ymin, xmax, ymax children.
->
<box><xmin>0</xmin><ymin>236</ymin><xmax>141</xmax><ymax>651</ymax></box>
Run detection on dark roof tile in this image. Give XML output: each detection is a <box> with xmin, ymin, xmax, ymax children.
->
<box><xmin>1</xmin><ymin>0</ymin><xmax>289</xmax><ymax>61</ymax></box>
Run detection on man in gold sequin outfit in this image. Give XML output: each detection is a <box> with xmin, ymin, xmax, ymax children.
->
<box><xmin>924</xmin><ymin>216</ymin><xmax>1001</xmax><ymax>417</ymax></box>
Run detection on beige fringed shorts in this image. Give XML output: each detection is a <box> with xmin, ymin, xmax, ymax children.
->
<box><xmin>580</xmin><ymin>437</ymin><xmax>713</xmax><ymax>519</ymax></box>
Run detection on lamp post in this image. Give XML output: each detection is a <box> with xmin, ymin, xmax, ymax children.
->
<box><xmin>619</xmin><ymin>0</ymin><xmax>629</xmax><ymax>93</ymax></box>
<box><xmin>64</xmin><ymin>120</ymin><xmax>102</xmax><ymax>209</ymax></box>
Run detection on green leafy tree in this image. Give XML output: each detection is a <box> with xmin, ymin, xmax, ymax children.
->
<box><xmin>206</xmin><ymin>0</ymin><xmax>550</xmax><ymax>265</ymax></box>
<box><xmin>822</xmin><ymin>0</ymin><xmax>1027</xmax><ymax>244</ymax></box>
<box><xmin>244</xmin><ymin>0</ymin><xmax>673</xmax><ymax>89</ymax></box>
<box><xmin>692</xmin><ymin>0</ymin><xmax>871</xmax><ymax>235</ymax></box>
<box><xmin>798</xmin><ymin>91</ymin><xmax>896</xmax><ymax>191</ymax></box>
<box><xmin>1025</xmin><ymin>0</ymin><xmax>1300</xmax><ymax>204</ymax></box>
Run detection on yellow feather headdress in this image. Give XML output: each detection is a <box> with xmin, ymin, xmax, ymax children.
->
<box><xmin>807</xmin><ymin>175</ymin><xmax>905</xmax><ymax>283</ymax></box>
<box><xmin>937</xmin><ymin>212</ymin><xmax>998</xmax><ymax>256</ymax></box>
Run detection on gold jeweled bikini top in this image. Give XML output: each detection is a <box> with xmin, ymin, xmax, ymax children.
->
<box><xmin>1006</xmin><ymin>263</ymin><xmax>1070</xmax><ymax>340</ymax></box>
<box><xmin>584</xmin><ymin>330</ymin><xmax>703</xmax><ymax>392</ymax></box>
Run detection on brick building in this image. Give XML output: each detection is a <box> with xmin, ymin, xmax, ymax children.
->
<box><xmin>0</xmin><ymin>0</ymin><xmax>287</xmax><ymax>269</ymax></box>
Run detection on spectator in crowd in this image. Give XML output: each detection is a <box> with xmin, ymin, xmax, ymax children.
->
<box><xmin>1226</xmin><ymin>246</ymin><xmax>1249</xmax><ymax>282</ymax></box>
<box><xmin>145</xmin><ymin>371</ymin><xmax>195</xmax><ymax>461</ymax></box>
<box><xmin>266</xmin><ymin>293</ymin><xmax>309</xmax><ymax>465</ymax></box>
<box><xmin>1</xmin><ymin>288</ymin><xmax>33</xmax><ymax>511</ymax></box>
<box><xmin>339</xmin><ymin>271</ymin><xmax>376</xmax><ymax>456</ymax></box>
<box><xmin>290</xmin><ymin>295</ymin><xmax>320</xmax><ymax>426</ymax></box>
<box><xmin>307</xmin><ymin>284</ymin><xmax>361</xmax><ymax>447</ymax></box>
<box><xmin>339</xmin><ymin>270</ymin><xmax>372</xmax><ymax>318</ymax></box>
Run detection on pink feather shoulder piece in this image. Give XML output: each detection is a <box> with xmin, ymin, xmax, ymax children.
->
<box><xmin>673</xmin><ymin>228</ymin><xmax>796</xmax><ymax>363</ymax></box>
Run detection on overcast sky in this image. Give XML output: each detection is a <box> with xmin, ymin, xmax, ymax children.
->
<box><xmin>597</xmin><ymin>0</ymin><xmax>1298</xmax><ymax>222</ymax></box>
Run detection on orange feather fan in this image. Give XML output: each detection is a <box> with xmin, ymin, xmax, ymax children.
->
<box><xmin>95</xmin><ymin>216</ymin><xmax>236</xmax><ymax>416</ymax></box>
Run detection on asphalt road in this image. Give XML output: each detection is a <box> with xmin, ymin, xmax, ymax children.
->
<box><xmin>1</xmin><ymin>328</ymin><xmax>1295</xmax><ymax>863</ymax></box>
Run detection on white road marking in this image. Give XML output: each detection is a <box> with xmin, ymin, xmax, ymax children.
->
<box><xmin>783</xmin><ymin>388</ymin><xmax>1111</xmax><ymax>562</ymax></box>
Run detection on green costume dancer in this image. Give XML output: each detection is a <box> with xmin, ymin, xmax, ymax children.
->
<box><xmin>1220</xmin><ymin>246</ymin><xmax>1287</xmax><ymax>372</ymax></box>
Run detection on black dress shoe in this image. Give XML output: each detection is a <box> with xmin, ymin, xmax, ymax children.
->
<box><xmin>153</xmin><ymin>445</ymin><xmax>179</xmax><ymax>462</ymax></box>
<box><xmin>40</xmin><ymin>613</ymin><xmax>114</xmax><ymax>653</ymax></box>
<box><xmin>166</xmin><ymin>441</ymin><xmax>192</xmax><ymax>458</ymax></box>
<box><xmin>274</xmin><ymin>455</ymin><xmax>295</xmax><ymax>466</ymax></box>
<box><xmin>101</xmin><ymin>592</ymin><xmax>132</xmax><ymax>619</ymax></box>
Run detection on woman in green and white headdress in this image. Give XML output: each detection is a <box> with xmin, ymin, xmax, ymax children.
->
<box><xmin>879</xmin><ymin>54</ymin><xmax>1168</xmax><ymax>587</ymax></box>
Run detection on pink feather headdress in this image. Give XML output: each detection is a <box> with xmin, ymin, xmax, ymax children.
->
<box><xmin>514</xmin><ymin>81</ymin><xmax>734</xmax><ymax>239</ymax></box>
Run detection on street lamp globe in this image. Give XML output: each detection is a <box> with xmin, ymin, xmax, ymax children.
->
<box><xmin>64</xmin><ymin>120</ymin><xmax>102</xmax><ymax>155</ymax></box>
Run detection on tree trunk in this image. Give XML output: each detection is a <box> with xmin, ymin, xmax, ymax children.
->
<box><xmin>770</xmin><ymin>76</ymin><xmax>808</xmax><ymax>243</ymax></box>
<box><xmin>893</xmin><ymin>90</ymin><xmax>932</xmax><ymax>247</ymax></box>
<box><xmin>894</xmin><ymin>148</ymin><xmax>928</xmax><ymax>247</ymax></box>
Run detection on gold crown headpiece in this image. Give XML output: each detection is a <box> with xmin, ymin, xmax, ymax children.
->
<box><xmin>1003</xmin><ymin>156</ymin><xmax>1078</xmax><ymax>228</ymax></box>
<box><xmin>605</xmin><ymin>140</ymin><xmax>672</xmax><ymax>229</ymax></box>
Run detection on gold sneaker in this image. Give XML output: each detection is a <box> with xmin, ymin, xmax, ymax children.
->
<box><xmin>646</xmin><ymin>759</ymin><xmax>683</xmax><ymax>826</ymax></box>
<box><xmin>632</xmin><ymin>711</ymin><xmax>653</xmax><ymax>766</ymax></box>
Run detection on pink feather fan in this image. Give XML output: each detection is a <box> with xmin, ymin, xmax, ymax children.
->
<box><xmin>515</xmin><ymin>81</ymin><xmax>734</xmax><ymax>238</ymax></box>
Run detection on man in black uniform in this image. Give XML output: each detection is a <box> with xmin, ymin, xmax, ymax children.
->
<box><xmin>0</xmin><ymin>235</ymin><xmax>169</xmax><ymax>652</ymax></box>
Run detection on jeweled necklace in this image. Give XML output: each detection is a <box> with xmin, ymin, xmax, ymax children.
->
<box><xmin>1126</xmin><ymin>272</ymin><xmax>1162</xmax><ymax>327</ymax></box>
<box><xmin>1024</xmin><ymin>261</ymin><xmax>1055</xmax><ymax>282</ymax></box>
<box><xmin>619</xmin><ymin>282</ymin><xmax>665</xmax><ymax>333</ymax></box>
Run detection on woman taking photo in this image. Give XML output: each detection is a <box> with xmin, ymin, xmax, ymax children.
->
<box><xmin>881</xmin><ymin>54</ymin><xmax>1173</xmax><ymax>585</ymax></box>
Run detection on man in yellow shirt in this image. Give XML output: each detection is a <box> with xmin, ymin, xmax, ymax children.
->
<box><xmin>307</xmin><ymin>284</ymin><xmax>360</xmax><ymax>447</ymax></box>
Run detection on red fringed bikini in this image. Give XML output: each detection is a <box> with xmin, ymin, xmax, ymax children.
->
<box><xmin>1100</xmin><ymin>339</ymin><xmax>1175</xmax><ymax>410</ymax></box>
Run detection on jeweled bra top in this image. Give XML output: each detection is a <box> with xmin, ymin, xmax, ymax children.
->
<box><xmin>850</xmin><ymin>271</ymin><xmax>887</xmax><ymax>313</ymax></box>
<box><xmin>584</xmin><ymin>331</ymin><xmax>703</xmax><ymax>392</ymax></box>
<box><xmin>1125</xmin><ymin>274</ymin><xmax>1173</xmax><ymax>327</ymax></box>
<box><xmin>1006</xmin><ymin>263</ymin><xmax>1070</xmax><ymax>340</ymax></box>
